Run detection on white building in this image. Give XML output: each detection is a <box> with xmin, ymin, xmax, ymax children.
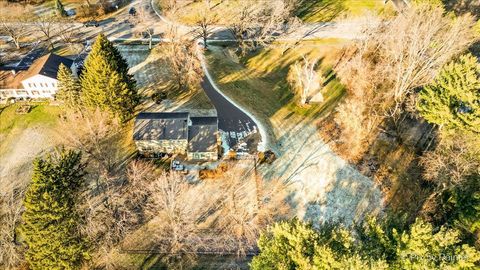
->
<box><xmin>0</xmin><ymin>53</ymin><xmax>74</xmax><ymax>100</ymax></box>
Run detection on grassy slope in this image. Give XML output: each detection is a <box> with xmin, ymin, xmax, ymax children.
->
<box><xmin>205</xmin><ymin>40</ymin><xmax>347</xmax><ymax>145</ymax></box>
<box><xmin>297</xmin><ymin>0</ymin><xmax>396</xmax><ymax>22</ymax></box>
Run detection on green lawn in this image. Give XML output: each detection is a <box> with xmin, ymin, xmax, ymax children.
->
<box><xmin>205</xmin><ymin>40</ymin><xmax>347</xmax><ymax>144</ymax></box>
<box><xmin>297</xmin><ymin>0</ymin><xmax>396</xmax><ymax>22</ymax></box>
<box><xmin>0</xmin><ymin>103</ymin><xmax>62</xmax><ymax>135</ymax></box>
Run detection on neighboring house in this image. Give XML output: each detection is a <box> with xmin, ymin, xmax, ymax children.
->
<box><xmin>134</xmin><ymin>112</ymin><xmax>219</xmax><ymax>161</ymax></box>
<box><xmin>0</xmin><ymin>53</ymin><xmax>74</xmax><ymax>99</ymax></box>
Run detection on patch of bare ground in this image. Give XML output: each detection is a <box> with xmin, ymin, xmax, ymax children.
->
<box><xmin>259</xmin><ymin>108</ymin><xmax>383</xmax><ymax>226</ymax></box>
<box><xmin>0</xmin><ymin>127</ymin><xmax>59</xmax><ymax>190</ymax></box>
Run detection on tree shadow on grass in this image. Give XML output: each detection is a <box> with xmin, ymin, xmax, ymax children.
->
<box><xmin>296</xmin><ymin>0</ymin><xmax>346</xmax><ymax>22</ymax></box>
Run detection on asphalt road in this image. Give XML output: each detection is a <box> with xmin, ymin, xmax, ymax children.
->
<box><xmin>200</xmin><ymin>77</ymin><xmax>259</xmax><ymax>151</ymax></box>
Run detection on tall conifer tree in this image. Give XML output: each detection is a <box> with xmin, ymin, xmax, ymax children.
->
<box><xmin>80</xmin><ymin>34</ymin><xmax>138</xmax><ymax>121</ymax></box>
<box><xmin>20</xmin><ymin>150</ymin><xmax>88</xmax><ymax>270</ymax></box>
<box><xmin>56</xmin><ymin>63</ymin><xmax>81</xmax><ymax>109</ymax></box>
<box><xmin>418</xmin><ymin>53</ymin><xmax>480</xmax><ymax>133</ymax></box>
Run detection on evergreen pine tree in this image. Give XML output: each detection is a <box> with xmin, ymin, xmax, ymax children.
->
<box><xmin>56</xmin><ymin>63</ymin><xmax>81</xmax><ymax>109</ymax></box>
<box><xmin>80</xmin><ymin>34</ymin><xmax>139</xmax><ymax>121</ymax></box>
<box><xmin>251</xmin><ymin>218</ymin><xmax>480</xmax><ymax>269</ymax></box>
<box><xmin>20</xmin><ymin>149</ymin><xmax>89</xmax><ymax>270</ymax></box>
<box><xmin>417</xmin><ymin>53</ymin><xmax>480</xmax><ymax>133</ymax></box>
<box><xmin>55</xmin><ymin>0</ymin><xmax>67</xmax><ymax>17</ymax></box>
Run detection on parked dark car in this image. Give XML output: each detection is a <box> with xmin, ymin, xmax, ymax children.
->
<box><xmin>129</xmin><ymin>7</ymin><xmax>136</xmax><ymax>16</ymax></box>
<box><xmin>84</xmin><ymin>20</ymin><xmax>99</xmax><ymax>27</ymax></box>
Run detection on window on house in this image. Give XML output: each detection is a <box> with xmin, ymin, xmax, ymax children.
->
<box><xmin>28</xmin><ymin>83</ymin><xmax>32</xmax><ymax>88</ymax></box>
<box><xmin>52</xmin><ymin>83</ymin><xmax>55</xmax><ymax>87</ymax></box>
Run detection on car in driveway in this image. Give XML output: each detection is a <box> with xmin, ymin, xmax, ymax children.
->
<box><xmin>84</xmin><ymin>20</ymin><xmax>99</xmax><ymax>27</ymax></box>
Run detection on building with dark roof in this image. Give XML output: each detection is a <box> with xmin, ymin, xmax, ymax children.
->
<box><xmin>0</xmin><ymin>53</ymin><xmax>74</xmax><ymax>100</ymax></box>
<box><xmin>188</xmin><ymin>117</ymin><xmax>219</xmax><ymax>160</ymax></box>
<box><xmin>133</xmin><ymin>112</ymin><xmax>219</xmax><ymax>161</ymax></box>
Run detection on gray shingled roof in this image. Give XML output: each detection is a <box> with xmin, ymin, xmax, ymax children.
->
<box><xmin>23</xmin><ymin>53</ymin><xmax>73</xmax><ymax>80</ymax></box>
<box><xmin>134</xmin><ymin>112</ymin><xmax>189</xmax><ymax>141</ymax></box>
<box><xmin>188</xmin><ymin>117</ymin><xmax>218</xmax><ymax>153</ymax></box>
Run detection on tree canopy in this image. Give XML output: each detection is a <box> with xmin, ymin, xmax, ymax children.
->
<box><xmin>418</xmin><ymin>53</ymin><xmax>480</xmax><ymax>133</ymax></box>
<box><xmin>20</xmin><ymin>149</ymin><xmax>89</xmax><ymax>270</ymax></box>
<box><xmin>80</xmin><ymin>34</ymin><xmax>139</xmax><ymax>121</ymax></box>
<box><xmin>251</xmin><ymin>218</ymin><xmax>480</xmax><ymax>269</ymax></box>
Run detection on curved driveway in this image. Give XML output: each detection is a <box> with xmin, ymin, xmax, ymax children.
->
<box><xmin>147</xmin><ymin>0</ymin><xmax>264</xmax><ymax>151</ymax></box>
<box><xmin>200</xmin><ymin>77</ymin><xmax>259</xmax><ymax>151</ymax></box>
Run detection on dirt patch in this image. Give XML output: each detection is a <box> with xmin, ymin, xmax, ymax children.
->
<box><xmin>0</xmin><ymin>127</ymin><xmax>58</xmax><ymax>191</ymax></box>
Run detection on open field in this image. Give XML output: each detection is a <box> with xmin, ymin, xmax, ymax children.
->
<box><xmin>205</xmin><ymin>40</ymin><xmax>383</xmax><ymax>225</ymax></box>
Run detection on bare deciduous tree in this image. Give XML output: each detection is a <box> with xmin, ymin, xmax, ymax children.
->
<box><xmin>420</xmin><ymin>131</ymin><xmax>480</xmax><ymax>191</ymax></box>
<box><xmin>81</xmin><ymin>161</ymin><xmax>157</xmax><ymax>269</ymax></box>
<box><xmin>226</xmin><ymin>0</ymin><xmax>300</xmax><ymax>54</ymax></box>
<box><xmin>0</xmin><ymin>187</ymin><xmax>25</xmax><ymax>269</ymax></box>
<box><xmin>33</xmin><ymin>15</ymin><xmax>58</xmax><ymax>50</ymax></box>
<box><xmin>333</xmin><ymin>3</ymin><xmax>479</xmax><ymax>157</ymax></box>
<box><xmin>194</xmin><ymin>7</ymin><xmax>218</xmax><ymax>49</ymax></box>
<box><xmin>127</xmin><ymin>162</ymin><xmax>290</xmax><ymax>259</ymax></box>
<box><xmin>160</xmin><ymin>27</ymin><xmax>203</xmax><ymax>91</ymax></box>
<box><xmin>287</xmin><ymin>55</ymin><xmax>323</xmax><ymax>105</ymax></box>
<box><xmin>337</xmin><ymin>3</ymin><xmax>479</xmax><ymax>116</ymax></box>
<box><xmin>0</xmin><ymin>3</ymin><xmax>32</xmax><ymax>49</ymax></box>
<box><xmin>58</xmin><ymin>109</ymin><xmax>121</xmax><ymax>186</ymax></box>
<box><xmin>160</xmin><ymin>0</ymin><xmax>179</xmax><ymax>14</ymax></box>
<box><xmin>214</xmin><ymin>167</ymin><xmax>289</xmax><ymax>255</ymax></box>
<box><xmin>132</xmin><ymin>5</ymin><xmax>155</xmax><ymax>49</ymax></box>
<box><xmin>57</xmin><ymin>20</ymin><xmax>79</xmax><ymax>44</ymax></box>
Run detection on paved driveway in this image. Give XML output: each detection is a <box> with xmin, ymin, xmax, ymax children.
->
<box><xmin>200</xmin><ymin>77</ymin><xmax>259</xmax><ymax>151</ymax></box>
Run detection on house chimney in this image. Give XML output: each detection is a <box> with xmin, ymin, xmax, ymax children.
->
<box><xmin>11</xmin><ymin>69</ymin><xmax>16</xmax><ymax>76</ymax></box>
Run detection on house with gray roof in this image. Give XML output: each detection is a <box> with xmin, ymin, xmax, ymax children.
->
<box><xmin>134</xmin><ymin>112</ymin><xmax>219</xmax><ymax>161</ymax></box>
